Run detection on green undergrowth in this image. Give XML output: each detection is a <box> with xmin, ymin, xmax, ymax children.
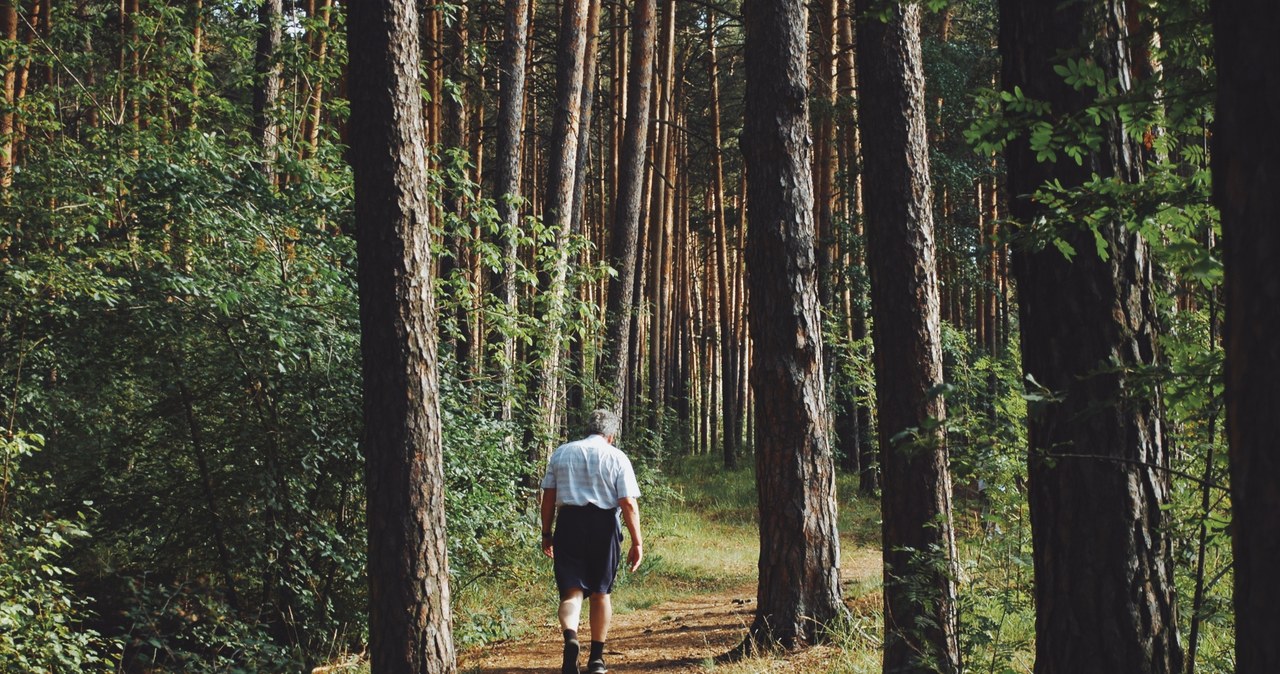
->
<box><xmin>451</xmin><ymin>453</ymin><xmax>886</xmax><ymax>653</ymax></box>
<box><xmin>451</xmin><ymin>454</ymin><xmax>768</xmax><ymax>652</ymax></box>
<box><xmin>341</xmin><ymin>453</ymin><xmax>890</xmax><ymax>674</ymax></box>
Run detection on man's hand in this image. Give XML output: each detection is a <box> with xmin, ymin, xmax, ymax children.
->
<box><xmin>627</xmin><ymin>541</ymin><xmax>643</xmax><ymax>572</ymax></box>
<box><xmin>619</xmin><ymin>496</ymin><xmax>643</xmax><ymax>573</ymax></box>
<box><xmin>542</xmin><ymin>536</ymin><xmax>555</xmax><ymax>559</ymax></box>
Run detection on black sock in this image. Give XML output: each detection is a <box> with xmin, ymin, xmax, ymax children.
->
<box><xmin>564</xmin><ymin>629</ymin><xmax>578</xmax><ymax>644</ymax></box>
<box><xmin>589</xmin><ymin>641</ymin><xmax>605</xmax><ymax>660</ymax></box>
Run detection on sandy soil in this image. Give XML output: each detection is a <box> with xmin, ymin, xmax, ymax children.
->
<box><xmin>458</xmin><ymin>548</ymin><xmax>882</xmax><ymax>674</ymax></box>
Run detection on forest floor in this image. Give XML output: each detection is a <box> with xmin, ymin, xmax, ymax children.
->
<box><xmin>457</xmin><ymin>546</ymin><xmax>884</xmax><ymax>674</ymax></box>
<box><xmin>454</xmin><ymin>459</ymin><xmax>887</xmax><ymax>674</ymax></box>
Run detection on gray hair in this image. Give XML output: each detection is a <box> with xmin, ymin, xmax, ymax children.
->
<box><xmin>586</xmin><ymin>409</ymin><xmax>621</xmax><ymax>439</ymax></box>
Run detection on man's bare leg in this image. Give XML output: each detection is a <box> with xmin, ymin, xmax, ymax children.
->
<box><xmin>586</xmin><ymin>593</ymin><xmax>612</xmax><ymax>672</ymax></box>
<box><xmin>559</xmin><ymin>590</ymin><xmax>585</xmax><ymax>673</ymax></box>
<box><xmin>559</xmin><ymin>589</ymin><xmax>585</xmax><ymax>631</ymax></box>
<box><xmin>588</xmin><ymin>592</ymin><xmax>611</xmax><ymax>641</ymax></box>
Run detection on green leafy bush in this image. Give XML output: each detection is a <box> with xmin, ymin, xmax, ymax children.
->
<box><xmin>1</xmin><ymin>433</ymin><xmax>114</xmax><ymax>672</ymax></box>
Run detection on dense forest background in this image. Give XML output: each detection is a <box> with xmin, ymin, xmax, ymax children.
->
<box><xmin>0</xmin><ymin>0</ymin><xmax>1262</xmax><ymax>672</ymax></box>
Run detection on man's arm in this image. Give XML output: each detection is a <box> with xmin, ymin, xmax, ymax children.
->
<box><xmin>619</xmin><ymin>496</ymin><xmax>643</xmax><ymax>572</ymax></box>
<box><xmin>540</xmin><ymin>488</ymin><xmax>557</xmax><ymax>558</ymax></box>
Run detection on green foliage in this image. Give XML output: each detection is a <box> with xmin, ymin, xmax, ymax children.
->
<box><xmin>1</xmin><ymin>433</ymin><xmax>114</xmax><ymax>673</ymax></box>
<box><xmin>1</xmin><ymin>3</ymin><xmax>366</xmax><ymax>668</ymax></box>
<box><xmin>440</xmin><ymin>375</ymin><xmax>534</xmax><ymax>583</ymax></box>
<box><xmin>932</xmin><ymin>325</ymin><xmax>1037</xmax><ymax>672</ymax></box>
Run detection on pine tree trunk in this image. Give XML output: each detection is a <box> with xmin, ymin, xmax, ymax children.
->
<box><xmin>493</xmin><ymin>0</ymin><xmax>530</xmax><ymax>427</ymax></box>
<box><xmin>812</xmin><ymin>0</ymin><xmax>837</xmax><ymax>312</ymax></box>
<box><xmin>1</xmin><ymin>0</ymin><xmax>17</xmax><ymax>190</ymax></box>
<box><xmin>531</xmin><ymin>0</ymin><xmax>591</xmax><ymax>451</ymax></box>
<box><xmin>856</xmin><ymin>3</ymin><xmax>960</xmax><ymax>672</ymax></box>
<box><xmin>601</xmin><ymin>0</ymin><xmax>657</xmax><ymax>410</ymax></box>
<box><xmin>1001</xmin><ymin>1</ymin><xmax>1182</xmax><ymax>672</ymax></box>
<box><xmin>254</xmin><ymin>0</ymin><xmax>283</xmax><ymax>185</ymax></box>
<box><xmin>566</xmin><ymin>0</ymin><xmax>603</xmax><ymax>424</ymax></box>
<box><xmin>742</xmin><ymin>0</ymin><xmax>843</xmax><ymax>648</ymax></box>
<box><xmin>646</xmin><ymin>0</ymin><xmax>676</xmax><ymax>423</ymax></box>
<box><xmin>1212</xmin><ymin>2</ymin><xmax>1280</xmax><ymax>671</ymax></box>
<box><xmin>348</xmin><ymin>0</ymin><xmax>455</xmax><ymax>670</ymax></box>
<box><xmin>187</xmin><ymin>0</ymin><xmax>205</xmax><ymax>130</ymax></box>
<box><xmin>302</xmin><ymin>0</ymin><xmax>333</xmax><ymax>156</ymax></box>
<box><xmin>836</xmin><ymin>0</ymin><xmax>877</xmax><ymax>489</ymax></box>
<box><xmin>440</xmin><ymin>0</ymin><xmax>472</xmax><ymax>375</ymax></box>
<box><xmin>706</xmin><ymin>12</ymin><xmax>740</xmax><ymax>469</ymax></box>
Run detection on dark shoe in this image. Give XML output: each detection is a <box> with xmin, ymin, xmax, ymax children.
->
<box><xmin>586</xmin><ymin>658</ymin><xmax>607</xmax><ymax>674</ymax></box>
<box><xmin>561</xmin><ymin>639</ymin><xmax>580</xmax><ymax>674</ymax></box>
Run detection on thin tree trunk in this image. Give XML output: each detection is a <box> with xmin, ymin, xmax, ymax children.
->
<box><xmin>174</xmin><ymin>371</ymin><xmax>240</xmax><ymax>614</ymax></box>
<box><xmin>125</xmin><ymin>0</ymin><xmax>139</xmax><ymax>152</ymax></box>
<box><xmin>1186</xmin><ymin>282</ymin><xmax>1217</xmax><ymax>674</ymax></box>
<box><xmin>466</xmin><ymin>23</ymin><xmax>487</xmax><ymax>388</ymax></box>
<box><xmin>16</xmin><ymin>0</ymin><xmax>46</xmax><ymax>156</ymax></box>
<box><xmin>571</xmin><ymin>0</ymin><xmax>602</xmax><ymax>237</ymax></box>
<box><xmin>439</xmin><ymin>0</ymin><xmax>472</xmax><ymax>374</ymax></box>
<box><xmin>348</xmin><ymin>0</ymin><xmax>455</xmax><ymax>670</ymax></box>
<box><xmin>254</xmin><ymin>0</ymin><xmax>283</xmax><ymax>185</ymax></box>
<box><xmin>600</xmin><ymin>0</ymin><xmax>657</xmax><ymax>411</ymax></box>
<box><xmin>646</xmin><ymin>0</ymin><xmax>676</xmax><ymax>424</ymax></box>
<box><xmin>566</xmin><ymin>0</ymin><xmax>603</xmax><ymax>422</ymax></box>
<box><xmin>857</xmin><ymin>3</ymin><xmax>960</xmax><ymax>671</ymax></box>
<box><xmin>706</xmin><ymin>10</ymin><xmax>740</xmax><ymax>469</ymax></box>
<box><xmin>531</xmin><ymin>0</ymin><xmax>592</xmax><ymax>452</ymax></box>
<box><xmin>1</xmin><ymin>0</ymin><xmax>17</xmax><ymax>190</ymax></box>
<box><xmin>303</xmin><ymin>0</ymin><xmax>333</xmax><ymax>155</ymax></box>
<box><xmin>1213</xmin><ymin>2</ymin><xmax>1280</xmax><ymax>670</ymax></box>
<box><xmin>493</xmin><ymin>0</ymin><xmax>531</xmax><ymax>427</ymax></box>
<box><xmin>1001</xmin><ymin>1</ymin><xmax>1182</xmax><ymax>672</ymax></box>
<box><xmin>837</xmin><ymin>0</ymin><xmax>877</xmax><ymax>490</ymax></box>
<box><xmin>742</xmin><ymin>0</ymin><xmax>843</xmax><ymax>647</ymax></box>
<box><xmin>187</xmin><ymin>0</ymin><xmax>204</xmax><ymax>130</ymax></box>
<box><xmin>812</xmin><ymin>0</ymin><xmax>837</xmax><ymax>312</ymax></box>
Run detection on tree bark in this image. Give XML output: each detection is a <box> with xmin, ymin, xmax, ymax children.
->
<box><xmin>253</xmin><ymin>0</ymin><xmax>282</xmax><ymax>185</ymax></box>
<box><xmin>1212</xmin><ymin>2</ymin><xmax>1280</xmax><ymax>671</ymax></box>
<box><xmin>812</xmin><ymin>0</ymin><xmax>837</xmax><ymax>312</ymax></box>
<box><xmin>439</xmin><ymin>0</ymin><xmax>472</xmax><ymax>374</ymax></box>
<box><xmin>600</xmin><ymin>0</ymin><xmax>657</xmax><ymax>411</ymax></box>
<box><xmin>187</xmin><ymin>0</ymin><xmax>205</xmax><ymax>130</ymax></box>
<box><xmin>705</xmin><ymin>10</ymin><xmax>741</xmax><ymax>469</ymax></box>
<box><xmin>741</xmin><ymin>0</ymin><xmax>843</xmax><ymax>648</ymax></box>
<box><xmin>645</xmin><ymin>0</ymin><xmax>676</xmax><ymax>423</ymax></box>
<box><xmin>530</xmin><ymin>0</ymin><xmax>591</xmax><ymax>452</ymax></box>
<box><xmin>303</xmin><ymin>0</ymin><xmax>333</xmax><ymax>156</ymax></box>
<box><xmin>1</xmin><ymin>0</ymin><xmax>16</xmax><ymax>190</ymax></box>
<box><xmin>856</xmin><ymin>3</ymin><xmax>960</xmax><ymax>672</ymax></box>
<box><xmin>571</xmin><ymin>0</ymin><xmax>603</xmax><ymax>237</ymax></box>
<box><xmin>348</xmin><ymin>0</ymin><xmax>455</xmax><ymax>670</ymax></box>
<box><xmin>1000</xmin><ymin>1</ymin><xmax>1182</xmax><ymax>672</ymax></box>
<box><xmin>493</xmin><ymin>0</ymin><xmax>531</xmax><ymax>427</ymax></box>
<box><xmin>566</xmin><ymin>0</ymin><xmax>603</xmax><ymax>423</ymax></box>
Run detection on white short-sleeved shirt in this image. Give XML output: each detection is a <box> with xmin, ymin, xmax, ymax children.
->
<box><xmin>540</xmin><ymin>434</ymin><xmax>641</xmax><ymax>509</ymax></box>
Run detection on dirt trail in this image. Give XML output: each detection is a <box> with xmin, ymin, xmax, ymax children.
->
<box><xmin>459</xmin><ymin>548</ymin><xmax>882</xmax><ymax>674</ymax></box>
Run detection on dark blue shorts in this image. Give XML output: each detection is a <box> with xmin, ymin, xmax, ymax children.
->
<box><xmin>553</xmin><ymin>504</ymin><xmax>623</xmax><ymax>596</ymax></box>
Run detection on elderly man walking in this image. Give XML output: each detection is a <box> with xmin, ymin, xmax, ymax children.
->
<box><xmin>540</xmin><ymin>409</ymin><xmax>644</xmax><ymax>674</ymax></box>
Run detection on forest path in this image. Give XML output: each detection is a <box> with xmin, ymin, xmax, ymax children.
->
<box><xmin>458</xmin><ymin>547</ymin><xmax>882</xmax><ymax>674</ymax></box>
